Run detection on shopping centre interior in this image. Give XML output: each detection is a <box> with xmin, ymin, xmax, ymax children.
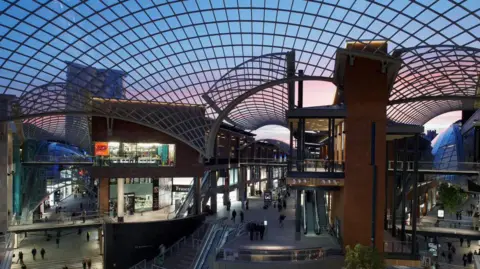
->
<box><xmin>1</xmin><ymin>1</ymin><xmax>480</xmax><ymax>269</ymax></box>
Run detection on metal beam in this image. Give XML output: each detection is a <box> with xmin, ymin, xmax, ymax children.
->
<box><xmin>205</xmin><ymin>75</ymin><xmax>334</xmax><ymax>158</ymax></box>
<box><xmin>389</xmin><ymin>95</ymin><xmax>480</xmax><ymax>105</ymax></box>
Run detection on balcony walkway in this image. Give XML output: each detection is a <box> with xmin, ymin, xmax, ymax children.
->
<box><xmin>387</xmin><ymin>161</ymin><xmax>479</xmax><ymax>176</ymax></box>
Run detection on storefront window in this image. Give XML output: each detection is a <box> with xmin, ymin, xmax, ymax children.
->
<box><xmin>229</xmin><ymin>168</ymin><xmax>238</xmax><ymax>185</ymax></box>
<box><xmin>95</xmin><ymin>142</ymin><xmax>176</xmax><ymax>166</ymax></box>
<box><xmin>109</xmin><ymin>177</ymin><xmax>171</xmax><ymax>212</ymax></box>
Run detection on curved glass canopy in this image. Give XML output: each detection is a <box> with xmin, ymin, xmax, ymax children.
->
<box><xmin>1</xmin><ymin>0</ymin><xmax>479</xmax><ymax>155</ymax></box>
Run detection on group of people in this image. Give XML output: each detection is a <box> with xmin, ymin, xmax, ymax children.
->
<box><xmin>15</xmin><ymin>247</ymin><xmax>46</xmax><ymax>268</ymax></box>
<box><xmin>246</xmin><ymin>221</ymin><xmax>266</xmax><ymax>241</ymax></box>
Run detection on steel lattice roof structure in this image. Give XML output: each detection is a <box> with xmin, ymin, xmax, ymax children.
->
<box><xmin>0</xmin><ymin>0</ymin><xmax>479</xmax><ymax>157</ymax></box>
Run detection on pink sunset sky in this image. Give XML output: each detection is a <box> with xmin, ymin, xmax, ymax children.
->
<box><xmin>253</xmin><ymin>81</ymin><xmax>461</xmax><ymax>143</ymax></box>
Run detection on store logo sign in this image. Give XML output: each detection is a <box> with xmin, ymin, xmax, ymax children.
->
<box><xmin>94</xmin><ymin>142</ymin><xmax>109</xmax><ymax>156</ymax></box>
<box><xmin>173</xmin><ymin>185</ymin><xmax>190</xmax><ymax>192</ymax></box>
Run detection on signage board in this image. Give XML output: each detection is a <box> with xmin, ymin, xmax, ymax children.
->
<box><xmin>172</xmin><ymin>185</ymin><xmax>191</xmax><ymax>192</ymax></box>
<box><xmin>94</xmin><ymin>142</ymin><xmax>109</xmax><ymax>156</ymax></box>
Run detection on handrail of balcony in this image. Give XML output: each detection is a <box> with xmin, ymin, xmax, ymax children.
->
<box><xmin>388</xmin><ymin>161</ymin><xmax>480</xmax><ymax>172</ymax></box>
<box><xmin>383</xmin><ymin>240</ymin><xmax>411</xmax><ymax>254</ymax></box>
<box><xmin>290</xmin><ymin>159</ymin><xmax>344</xmax><ymax>173</ymax></box>
<box><xmin>218</xmin><ymin>246</ymin><xmax>336</xmax><ymax>262</ymax></box>
<box><xmin>24</xmin><ymin>155</ymin><xmax>93</xmax><ymax>163</ymax></box>
<box><xmin>94</xmin><ymin>157</ymin><xmax>175</xmax><ymax>167</ymax></box>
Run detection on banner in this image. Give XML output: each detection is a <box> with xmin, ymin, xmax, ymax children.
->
<box><xmin>94</xmin><ymin>142</ymin><xmax>109</xmax><ymax>156</ymax></box>
<box><xmin>152</xmin><ymin>178</ymin><xmax>159</xmax><ymax>211</ymax></box>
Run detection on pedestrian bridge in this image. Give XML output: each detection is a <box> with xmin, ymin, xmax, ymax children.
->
<box><xmin>396</xmin><ymin>224</ymin><xmax>480</xmax><ymax>240</ymax></box>
<box><xmin>388</xmin><ymin>161</ymin><xmax>479</xmax><ymax>176</ymax></box>
<box><xmin>8</xmin><ymin>217</ymin><xmax>105</xmax><ymax>233</ymax></box>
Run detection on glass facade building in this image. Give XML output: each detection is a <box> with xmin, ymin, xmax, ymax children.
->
<box><xmin>431</xmin><ymin>121</ymin><xmax>465</xmax><ymax>182</ymax></box>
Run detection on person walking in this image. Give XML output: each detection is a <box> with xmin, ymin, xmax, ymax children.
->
<box><xmin>31</xmin><ymin>247</ymin><xmax>37</xmax><ymax>260</ymax></box>
<box><xmin>460</xmin><ymin>237</ymin><xmax>464</xmax><ymax>247</ymax></box>
<box><xmin>231</xmin><ymin>209</ymin><xmax>237</xmax><ymax>223</ymax></box>
<box><xmin>468</xmin><ymin>251</ymin><xmax>473</xmax><ymax>264</ymax></box>
<box><xmin>240</xmin><ymin>211</ymin><xmax>244</xmax><ymax>223</ymax></box>
<box><xmin>87</xmin><ymin>258</ymin><xmax>92</xmax><ymax>269</ymax></box>
<box><xmin>245</xmin><ymin>200</ymin><xmax>249</xmax><ymax>210</ymax></box>
<box><xmin>259</xmin><ymin>223</ymin><xmax>265</xmax><ymax>240</ymax></box>
<box><xmin>56</xmin><ymin>237</ymin><xmax>60</xmax><ymax>248</ymax></box>
<box><xmin>279</xmin><ymin>214</ymin><xmax>285</xmax><ymax>228</ymax></box>
<box><xmin>463</xmin><ymin>254</ymin><xmax>467</xmax><ymax>267</ymax></box>
<box><xmin>17</xmin><ymin>251</ymin><xmax>23</xmax><ymax>264</ymax></box>
<box><xmin>82</xmin><ymin>259</ymin><xmax>87</xmax><ymax>269</ymax></box>
<box><xmin>40</xmin><ymin>248</ymin><xmax>45</xmax><ymax>260</ymax></box>
<box><xmin>467</xmin><ymin>238</ymin><xmax>471</xmax><ymax>247</ymax></box>
<box><xmin>86</xmin><ymin>232</ymin><xmax>90</xmax><ymax>242</ymax></box>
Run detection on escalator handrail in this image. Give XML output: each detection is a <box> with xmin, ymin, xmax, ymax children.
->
<box><xmin>175</xmin><ymin>171</ymin><xmax>210</xmax><ymax>218</ymax></box>
<box><xmin>198</xmin><ymin>225</ymin><xmax>228</xmax><ymax>269</ymax></box>
<box><xmin>313</xmin><ymin>190</ymin><xmax>321</xmax><ymax>235</ymax></box>
<box><xmin>192</xmin><ymin>223</ymin><xmax>220</xmax><ymax>269</ymax></box>
<box><xmin>303</xmin><ymin>191</ymin><xmax>307</xmax><ymax>234</ymax></box>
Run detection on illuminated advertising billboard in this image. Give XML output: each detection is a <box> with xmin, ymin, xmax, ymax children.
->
<box><xmin>94</xmin><ymin>142</ymin><xmax>109</xmax><ymax>156</ymax></box>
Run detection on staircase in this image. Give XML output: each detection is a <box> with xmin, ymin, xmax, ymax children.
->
<box><xmin>10</xmin><ymin>256</ymin><xmax>102</xmax><ymax>269</ymax></box>
<box><xmin>162</xmin><ymin>241</ymin><xmax>199</xmax><ymax>269</ymax></box>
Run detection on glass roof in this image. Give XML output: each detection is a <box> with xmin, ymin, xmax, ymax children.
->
<box><xmin>0</xmin><ymin>0</ymin><xmax>479</xmax><ymax>155</ymax></box>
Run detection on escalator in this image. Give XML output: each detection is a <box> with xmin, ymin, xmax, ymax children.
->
<box><xmin>175</xmin><ymin>170</ymin><xmax>211</xmax><ymax>218</ymax></box>
<box><xmin>314</xmin><ymin>190</ymin><xmax>329</xmax><ymax>232</ymax></box>
<box><xmin>303</xmin><ymin>191</ymin><xmax>316</xmax><ymax>236</ymax></box>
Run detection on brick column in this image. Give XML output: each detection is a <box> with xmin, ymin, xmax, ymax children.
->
<box><xmin>342</xmin><ymin>45</ymin><xmax>392</xmax><ymax>250</ymax></box>
<box><xmin>98</xmin><ymin>179</ymin><xmax>109</xmax><ymax>215</ymax></box>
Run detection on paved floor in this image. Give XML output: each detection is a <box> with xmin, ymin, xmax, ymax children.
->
<box><xmin>215</xmin><ymin>194</ymin><xmax>340</xmax><ymax>251</ymax></box>
<box><xmin>9</xmin><ymin>227</ymin><xmax>102</xmax><ymax>269</ymax></box>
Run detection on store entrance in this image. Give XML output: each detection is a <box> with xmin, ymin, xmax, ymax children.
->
<box><xmin>125</xmin><ymin>193</ymin><xmax>135</xmax><ymax>215</ymax></box>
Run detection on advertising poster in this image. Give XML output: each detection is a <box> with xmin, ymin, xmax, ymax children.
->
<box><xmin>94</xmin><ymin>142</ymin><xmax>109</xmax><ymax>156</ymax></box>
<box><xmin>152</xmin><ymin>178</ymin><xmax>159</xmax><ymax>211</ymax></box>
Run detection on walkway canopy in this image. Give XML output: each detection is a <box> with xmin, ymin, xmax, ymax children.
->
<box><xmin>0</xmin><ymin>1</ymin><xmax>479</xmax><ymax>157</ymax></box>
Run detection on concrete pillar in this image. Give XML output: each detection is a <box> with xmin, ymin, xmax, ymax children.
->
<box><xmin>0</xmin><ymin>122</ymin><xmax>7</xmax><ymax>233</ymax></box>
<box><xmin>210</xmin><ymin>171</ymin><xmax>218</xmax><ymax>213</ymax></box>
<box><xmin>341</xmin><ymin>42</ymin><xmax>391</xmax><ymax>250</ymax></box>
<box><xmin>193</xmin><ymin>176</ymin><xmax>201</xmax><ymax>215</ymax></box>
<box><xmin>238</xmin><ymin>167</ymin><xmax>246</xmax><ymax>203</ymax></box>
<box><xmin>117</xmin><ymin>178</ymin><xmax>124</xmax><ymax>222</ymax></box>
<box><xmin>266</xmin><ymin>166</ymin><xmax>273</xmax><ymax>190</ymax></box>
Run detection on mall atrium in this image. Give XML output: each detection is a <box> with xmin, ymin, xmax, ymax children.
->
<box><xmin>0</xmin><ymin>1</ymin><xmax>479</xmax><ymax>269</ymax></box>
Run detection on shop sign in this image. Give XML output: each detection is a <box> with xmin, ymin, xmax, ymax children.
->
<box><xmin>94</xmin><ymin>142</ymin><xmax>109</xmax><ymax>156</ymax></box>
<box><xmin>172</xmin><ymin>185</ymin><xmax>190</xmax><ymax>192</ymax></box>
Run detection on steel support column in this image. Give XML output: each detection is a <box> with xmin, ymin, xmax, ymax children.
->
<box><xmin>298</xmin><ymin>70</ymin><xmax>304</xmax><ymax>108</ymax></box>
<box><xmin>384</xmin><ymin>139</ymin><xmax>389</xmax><ymax>230</ymax></box>
<box><xmin>391</xmin><ymin>139</ymin><xmax>398</xmax><ymax>236</ymax></box>
<box><xmin>295</xmin><ymin>189</ymin><xmax>301</xmax><ymax>241</ymax></box>
<box><xmin>400</xmin><ymin>138</ymin><xmax>408</xmax><ymax>241</ymax></box>
<box><xmin>287</xmin><ymin>50</ymin><xmax>296</xmax><ymax>111</ymax></box>
<box><xmin>411</xmin><ymin>134</ymin><xmax>420</xmax><ymax>255</ymax></box>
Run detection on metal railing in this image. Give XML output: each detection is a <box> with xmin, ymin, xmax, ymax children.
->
<box><xmin>23</xmin><ymin>155</ymin><xmax>93</xmax><ymax>163</ymax></box>
<box><xmin>130</xmin><ymin>259</ymin><xmax>147</xmax><ymax>269</ymax></box>
<box><xmin>238</xmin><ymin>158</ymin><xmax>287</xmax><ymax>164</ymax></box>
<box><xmin>383</xmin><ymin>240</ymin><xmax>412</xmax><ymax>254</ymax></box>
<box><xmin>192</xmin><ymin>224</ymin><xmax>225</xmax><ymax>269</ymax></box>
<box><xmin>218</xmin><ymin>247</ymin><xmax>334</xmax><ymax>262</ymax></box>
<box><xmin>0</xmin><ymin>233</ymin><xmax>14</xmax><ymax>269</ymax></box>
<box><xmin>94</xmin><ymin>157</ymin><xmax>174</xmax><ymax>167</ymax></box>
<box><xmin>290</xmin><ymin>159</ymin><xmax>344</xmax><ymax>172</ymax></box>
<box><xmin>151</xmin><ymin>221</ymin><xmax>212</xmax><ymax>267</ymax></box>
<box><xmin>314</xmin><ymin>190</ymin><xmax>321</xmax><ymax>235</ymax></box>
<box><xmin>388</xmin><ymin>161</ymin><xmax>480</xmax><ymax>172</ymax></box>
<box><xmin>9</xmin><ymin>213</ymin><xmax>107</xmax><ymax>227</ymax></box>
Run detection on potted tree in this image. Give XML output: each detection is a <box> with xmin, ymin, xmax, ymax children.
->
<box><xmin>344</xmin><ymin>244</ymin><xmax>385</xmax><ymax>269</ymax></box>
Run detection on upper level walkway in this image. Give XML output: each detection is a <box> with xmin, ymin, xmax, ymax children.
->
<box><xmin>388</xmin><ymin>161</ymin><xmax>480</xmax><ymax>176</ymax></box>
<box><xmin>22</xmin><ymin>155</ymin><xmax>94</xmax><ymax>165</ymax></box>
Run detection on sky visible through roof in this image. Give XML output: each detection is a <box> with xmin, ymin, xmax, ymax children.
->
<box><xmin>0</xmin><ymin>0</ymin><xmax>478</xmax><ymax>154</ymax></box>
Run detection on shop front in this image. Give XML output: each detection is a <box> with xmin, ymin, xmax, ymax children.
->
<box><xmin>109</xmin><ymin>177</ymin><xmax>172</xmax><ymax>214</ymax></box>
<box><xmin>94</xmin><ymin>141</ymin><xmax>176</xmax><ymax>166</ymax></box>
